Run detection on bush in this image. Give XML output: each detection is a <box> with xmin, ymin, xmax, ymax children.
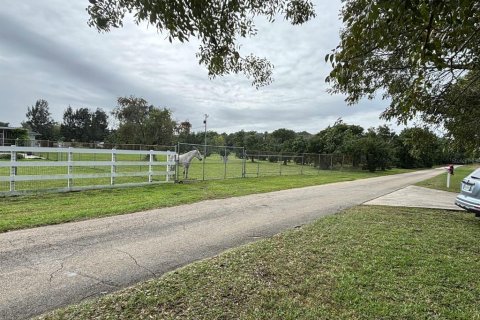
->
<box><xmin>0</xmin><ymin>153</ymin><xmax>24</xmax><ymax>160</ymax></box>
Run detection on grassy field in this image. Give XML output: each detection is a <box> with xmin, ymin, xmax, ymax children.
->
<box><xmin>416</xmin><ymin>165</ymin><xmax>479</xmax><ymax>193</ymax></box>
<box><xmin>38</xmin><ymin>206</ymin><xmax>480</xmax><ymax>320</ymax></box>
<box><xmin>0</xmin><ymin>168</ymin><xmax>410</xmax><ymax>233</ymax></box>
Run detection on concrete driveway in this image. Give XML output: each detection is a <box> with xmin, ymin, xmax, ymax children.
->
<box><xmin>365</xmin><ymin>185</ymin><xmax>462</xmax><ymax>211</ymax></box>
<box><xmin>0</xmin><ymin>168</ymin><xmax>455</xmax><ymax>319</ymax></box>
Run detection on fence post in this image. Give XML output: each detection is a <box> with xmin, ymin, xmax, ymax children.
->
<box><xmin>279</xmin><ymin>156</ymin><xmax>282</xmax><ymax>176</ymax></box>
<box><xmin>149</xmin><ymin>150</ymin><xmax>154</xmax><ymax>183</ymax></box>
<box><xmin>175</xmin><ymin>143</ymin><xmax>180</xmax><ymax>182</ymax></box>
<box><xmin>224</xmin><ymin>147</ymin><xmax>227</xmax><ymax>179</ymax></box>
<box><xmin>168</xmin><ymin>151</ymin><xmax>176</xmax><ymax>182</ymax></box>
<box><xmin>242</xmin><ymin>147</ymin><xmax>246</xmax><ymax>178</ymax></box>
<box><xmin>10</xmin><ymin>145</ymin><xmax>16</xmax><ymax>192</ymax></box>
<box><xmin>318</xmin><ymin>154</ymin><xmax>321</xmax><ymax>174</ymax></box>
<box><xmin>67</xmin><ymin>147</ymin><xmax>73</xmax><ymax>189</ymax></box>
<box><xmin>330</xmin><ymin>154</ymin><xmax>333</xmax><ymax>170</ymax></box>
<box><xmin>301</xmin><ymin>155</ymin><xmax>304</xmax><ymax>175</ymax></box>
<box><xmin>202</xmin><ymin>144</ymin><xmax>206</xmax><ymax>181</ymax></box>
<box><xmin>166</xmin><ymin>152</ymin><xmax>170</xmax><ymax>183</ymax></box>
<box><xmin>111</xmin><ymin>148</ymin><xmax>116</xmax><ymax>186</ymax></box>
<box><xmin>257</xmin><ymin>160</ymin><xmax>260</xmax><ymax>178</ymax></box>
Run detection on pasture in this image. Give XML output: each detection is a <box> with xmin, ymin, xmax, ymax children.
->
<box><xmin>0</xmin><ymin>147</ymin><xmax>351</xmax><ymax>194</ymax></box>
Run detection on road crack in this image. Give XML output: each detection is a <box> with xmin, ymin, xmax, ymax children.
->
<box><xmin>47</xmin><ymin>249</ymin><xmax>84</xmax><ymax>283</ymax></box>
<box><xmin>49</xmin><ymin>262</ymin><xmax>64</xmax><ymax>283</ymax></box>
<box><xmin>114</xmin><ymin>249</ymin><xmax>157</xmax><ymax>277</ymax></box>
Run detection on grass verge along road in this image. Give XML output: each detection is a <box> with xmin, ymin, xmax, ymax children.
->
<box><xmin>38</xmin><ymin>205</ymin><xmax>480</xmax><ymax>320</ymax></box>
<box><xmin>416</xmin><ymin>165</ymin><xmax>479</xmax><ymax>193</ymax></box>
<box><xmin>0</xmin><ymin>169</ymin><xmax>409</xmax><ymax>233</ymax></box>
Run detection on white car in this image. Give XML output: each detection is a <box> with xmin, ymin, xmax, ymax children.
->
<box><xmin>455</xmin><ymin>168</ymin><xmax>480</xmax><ymax>217</ymax></box>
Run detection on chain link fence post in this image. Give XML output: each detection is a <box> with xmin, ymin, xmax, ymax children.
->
<box><xmin>224</xmin><ymin>146</ymin><xmax>227</xmax><ymax>179</ymax></box>
<box><xmin>242</xmin><ymin>147</ymin><xmax>246</xmax><ymax>178</ymax></box>
<box><xmin>301</xmin><ymin>154</ymin><xmax>304</xmax><ymax>175</ymax></box>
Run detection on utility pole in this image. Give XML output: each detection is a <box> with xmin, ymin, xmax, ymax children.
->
<box><xmin>203</xmin><ymin>114</ymin><xmax>208</xmax><ymax>181</ymax></box>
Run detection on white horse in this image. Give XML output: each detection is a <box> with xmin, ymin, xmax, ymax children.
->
<box><xmin>177</xmin><ymin>149</ymin><xmax>203</xmax><ymax>179</ymax></box>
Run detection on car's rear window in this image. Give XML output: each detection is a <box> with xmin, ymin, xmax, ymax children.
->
<box><xmin>469</xmin><ymin>169</ymin><xmax>480</xmax><ymax>179</ymax></box>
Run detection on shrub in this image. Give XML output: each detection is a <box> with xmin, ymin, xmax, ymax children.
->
<box><xmin>0</xmin><ymin>153</ymin><xmax>24</xmax><ymax>160</ymax></box>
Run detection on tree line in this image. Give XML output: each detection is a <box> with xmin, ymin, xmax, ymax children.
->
<box><xmin>8</xmin><ymin>96</ymin><xmax>473</xmax><ymax>172</ymax></box>
<box><xmin>16</xmin><ymin>96</ymin><xmax>176</xmax><ymax>145</ymax></box>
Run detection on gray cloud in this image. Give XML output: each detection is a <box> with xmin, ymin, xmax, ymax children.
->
<box><xmin>0</xmin><ymin>13</ymin><xmax>134</xmax><ymax>95</ymax></box>
<box><xmin>0</xmin><ymin>0</ymin><xmax>398</xmax><ymax>135</ymax></box>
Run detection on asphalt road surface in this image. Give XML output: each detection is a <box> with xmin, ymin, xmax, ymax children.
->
<box><xmin>0</xmin><ymin>169</ymin><xmax>446</xmax><ymax>319</ymax></box>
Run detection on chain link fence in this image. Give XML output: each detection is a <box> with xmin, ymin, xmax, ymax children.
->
<box><xmin>177</xmin><ymin>143</ymin><xmax>356</xmax><ymax>181</ymax></box>
<box><xmin>177</xmin><ymin>143</ymin><xmax>246</xmax><ymax>180</ymax></box>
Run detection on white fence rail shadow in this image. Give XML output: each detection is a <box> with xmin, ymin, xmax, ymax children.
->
<box><xmin>0</xmin><ymin>146</ymin><xmax>176</xmax><ymax>195</ymax></box>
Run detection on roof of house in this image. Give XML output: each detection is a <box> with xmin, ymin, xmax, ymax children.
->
<box><xmin>0</xmin><ymin>126</ymin><xmax>24</xmax><ymax>129</ymax></box>
<box><xmin>0</xmin><ymin>127</ymin><xmax>40</xmax><ymax>136</ymax></box>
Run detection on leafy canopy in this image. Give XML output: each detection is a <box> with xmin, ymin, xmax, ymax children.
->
<box><xmin>23</xmin><ymin>99</ymin><xmax>55</xmax><ymax>140</ymax></box>
<box><xmin>112</xmin><ymin>96</ymin><xmax>175</xmax><ymax>145</ymax></box>
<box><xmin>87</xmin><ymin>0</ymin><xmax>315</xmax><ymax>87</ymax></box>
<box><xmin>326</xmin><ymin>0</ymin><xmax>480</xmax><ymax>124</ymax></box>
<box><xmin>429</xmin><ymin>70</ymin><xmax>480</xmax><ymax>153</ymax></box>
<box><xmin>61</xmin><ymin>106</ymin><xmax>109</xmax><ymax>142</ymax></box>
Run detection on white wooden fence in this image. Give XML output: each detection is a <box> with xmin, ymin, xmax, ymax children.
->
<box><xmin>0</xmin><ymin>146</ymin><xmax>177</xmax><ymax>195</ymax></box>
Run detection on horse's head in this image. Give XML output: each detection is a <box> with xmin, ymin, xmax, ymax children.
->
<box><xmin>194</xmin><ymin>149</ymin><xmax>203</xmax><ymax>161</ymax></box>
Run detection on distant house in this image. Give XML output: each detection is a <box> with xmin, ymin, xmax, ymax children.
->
<box><xmin>0</xmin><ymin>126</ymin><xmax>40</xmax><ymax>146</ymax></box>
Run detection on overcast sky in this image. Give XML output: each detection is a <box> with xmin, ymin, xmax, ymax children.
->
<box><xmin>0</xmin><ymin>0</ymin><xmax>399</xmax><ymax>134</ymax></box>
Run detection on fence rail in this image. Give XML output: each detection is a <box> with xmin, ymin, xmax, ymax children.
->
<box><xmin>0</xmin><ymin>146</ymin><xmax>176</xmax><ymax>195</ymax></box>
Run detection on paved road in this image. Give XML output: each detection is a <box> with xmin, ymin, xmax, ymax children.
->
<box><xmin>0</xmin><ymin>169</ymin><xmax>446</xmax><ymax>319</ymax></box>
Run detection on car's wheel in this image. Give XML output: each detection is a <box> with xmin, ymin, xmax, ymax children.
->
<box><xmin>476</xmin><ymin>212</ymin><xmax>480</xmax><ymax>218</ymax></box>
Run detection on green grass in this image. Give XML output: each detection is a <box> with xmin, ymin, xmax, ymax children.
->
<box><xmin>416</xmin><ymin>165</ymin><xmax>479</xmax><ymax>193</ymax></box>
<box><xmin>0</xmin><ymin>168</ymin><xmax>410</xmax><ymax>233</ymax></box>
<box><xmin>37</xmin><ymin>206</ymin><xmax>480</xmax><ymax>320</ymax></box>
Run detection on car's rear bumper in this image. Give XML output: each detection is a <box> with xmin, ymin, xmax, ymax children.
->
<box><xmin>455</xmin><ymin>194</ymin><xmax>480</xmax><ymax>213</ymax></box>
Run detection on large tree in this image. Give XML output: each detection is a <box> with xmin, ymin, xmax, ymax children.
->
<box><xmin>113</xmin><ymin>96</ymin><xmax>175</xmax><ymax>146</ymax></box>
<box><xmin>326</xmin><ymin>1</ymin><xmax>480</xmax><ymax>125</ymax></box>
<box><xmin>23</xmin><ymin>99</ymin><xmax>55</xmax><ymax>140</ymax></box>
<box><xmin>86</xmin><ymin>0</ymin><xmax>315</xmax><ymax>87</ymax></box>
<box><xmin>61</xmin><ymin>106</ymin><xmax>109</xmax><ymax>142</ymax></box>
<box><xmin>307</xmin><ymin>119</ymin><xmax>364</xmax><ymax>154</ymax></box>
<box><xmin>396</xmin><ymin>127</ymin><xmax>441</xmax><ymax>168</ymax></box>
<box><xmin>357</xmin><ymin>128</ymin><xmax>394</xmax><ymax>172</ymax></box>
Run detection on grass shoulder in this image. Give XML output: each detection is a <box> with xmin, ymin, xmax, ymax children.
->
<box><xmin>0</xmin><ymin>168</ymin><xmax>411</xmax><ymax>233</ymax></box>
<box><xmin>416</xmin><ymin>164</ymin><xmax>479</xmax><ymax>193</ymax></box>
<box><xmin>38</xmin><ymin>205</ymin><xmax>480</xmax><ymax>320</ymax></box>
